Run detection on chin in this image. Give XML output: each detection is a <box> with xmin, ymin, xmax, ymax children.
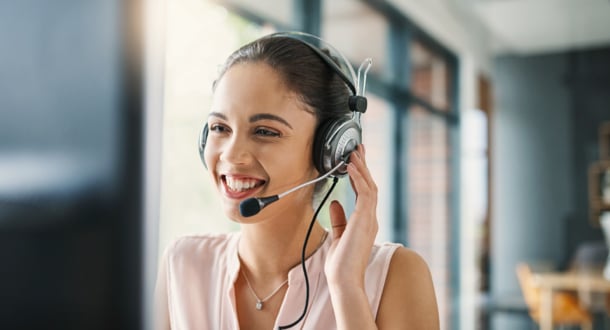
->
<box><xmin>221</xmin><ymin>202</ymin><xmax>242</xmax><ymax>222</ymax></box>
<box><xmin>222</xmin><ymin>202</ymin><xmax>258</xmax><ymax>224</ymax></box>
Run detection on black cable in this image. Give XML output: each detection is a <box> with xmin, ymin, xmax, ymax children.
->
<box><xmin>278</xmin><ymin>176</ymin><xmax>339</xmax><ymax>329</ymax></box>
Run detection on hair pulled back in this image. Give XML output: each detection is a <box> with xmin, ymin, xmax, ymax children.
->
<box><xmin>213</xmin><ymin>35</ymin><xmax>352</xmax><ymax>125</ymax></box>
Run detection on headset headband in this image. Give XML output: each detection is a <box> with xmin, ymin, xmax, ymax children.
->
<box><xmin>267</xmin><ymin>32</ymin><xmax>358</xmax><ymax>95</ymax></box>
<box><xmin>266</xmin><ymin>32</ymin><xmax>372</xmax><ymax>114</ymax></box>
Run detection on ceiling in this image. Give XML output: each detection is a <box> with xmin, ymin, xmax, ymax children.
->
<box><xmin>226</xmin><ymin>0</ymin><xmax>610</xmax><ymax>56</ymax></box>
<box><xmin>461</xmin><ymin>0</ymin><xmax>610</xmax><ymax>55</ymax></box>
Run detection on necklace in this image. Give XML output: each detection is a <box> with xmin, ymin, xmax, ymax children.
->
<box><xmin>241</xmin><ymin>269</ymin><xmax>288</xmax><ymax>311</ymax></box>
<box><xmin>240</xmin><ymin>231</ymin><xmax>329</xmax><ymax>311</ymax></box>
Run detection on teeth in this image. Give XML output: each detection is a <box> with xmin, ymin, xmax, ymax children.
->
<box><xmin>225</xmin><ymin>177</ymin><xmax>261</xmax><ymax>192</ymax></box>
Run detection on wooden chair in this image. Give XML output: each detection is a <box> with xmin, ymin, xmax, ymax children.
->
<box><xmin>569</xmin><ymin>241</ymin><xmax>609</xmax><ymax>312</ymax></box>
<box><xmin>516</xmin><ymin>263</ymin><xmax>592</xmax><ymax>330</ymax></box>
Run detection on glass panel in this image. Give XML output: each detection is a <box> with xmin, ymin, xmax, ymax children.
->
<box><xmin>410</xmin><ymin>40</ymin><xmax>453</xmax><ymax>112</ymax></box>
<box><xmin>407</xmin><ymin>105</ymin><xmax>452</xmax><ymax>328</ymax></box>
<box><xmin>362</xmin><ymin>95</ymin><xmax>393</xmax><ymax>244</ymax></box>
<box><xmin>322</xmin><ymin>0</ymin><xmax>388</xmax><ymax>76</ymax></box>
<box><xmin>160</xmin><ymin>0</ymin><xmax>272</xmax><ymax>256</ymax></box>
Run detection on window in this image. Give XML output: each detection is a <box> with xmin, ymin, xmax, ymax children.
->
<box><xmin>410</xmin><ymin>40</ymin><xmax>453</xmax><ymax>112</ymax></box>
<box><xmin>361</xmin><ymin>95</ymin><xmax>394</xmax><ymax>243</ymax></box>
<box><xmin>407</xmin><ymin>105</ymin><xmax>453</xmax><ymax>327</ymax></box>
<box><xmin>322</xmin><ymin>0</ymin><xmax>388</xmax><ymax>76</ymax></box>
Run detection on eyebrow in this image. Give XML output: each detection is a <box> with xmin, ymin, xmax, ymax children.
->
<box><xmin>249</xmin><ymin>113</ymin><xmax>293</xmax><ymax>129</ymax></box>
<box><xmin>208</xmin><ymin>112</ymin><xmax>227</xmax><ymax>120</ymax></box>
<box><xmin>208</xmin><ymin>112</ymin><xmax>293</xmax><ymax>129</ymax></box>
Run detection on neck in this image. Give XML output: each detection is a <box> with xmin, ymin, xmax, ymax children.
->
<box><xmin>237</xmin><ymin>207</ymin><xmax>327</xmax><ymax>283</ymax></box>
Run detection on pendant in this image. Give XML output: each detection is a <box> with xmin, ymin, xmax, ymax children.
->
<box><xmin>256</xmin><ymin>301</ymin><xmax>263</xmax><ymax>311</ymax></box>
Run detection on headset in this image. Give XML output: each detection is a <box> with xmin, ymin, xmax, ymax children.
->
<box><xmin>198</xmin><ymin>31</ymin><xmax>372</xmax><ymax>177</ymax></box>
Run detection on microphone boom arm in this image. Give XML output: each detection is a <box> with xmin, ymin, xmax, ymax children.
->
<box><xmin>239</xmin><ymin>160</ymin><xmax>347</xmax><ymax>217</ymax></box>
<box><xmin>278</xmin><ymin>161</ymin><xmax>345</xmax><ymax>199</ymax></box>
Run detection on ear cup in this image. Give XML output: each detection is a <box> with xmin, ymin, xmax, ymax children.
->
<box><xmin>313</xmin><ymin>117</ymin><xmax>362</xmax><ymax>176</ymax></box>
<box><xmin>198</xmin><ymin>123</ymin><xmax>209</xmax><ymax>169</ymax></box>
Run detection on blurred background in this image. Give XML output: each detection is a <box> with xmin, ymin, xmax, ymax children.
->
<box><xmin>2</xmin><ymin>0</ymin><xmax>610</xmax><ymax>329</ymax></box>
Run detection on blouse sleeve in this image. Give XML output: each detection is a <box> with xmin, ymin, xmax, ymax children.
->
<box><xmin>154</xmin><ymin>245</ymin><xmax>172</xmax><ymax>330</ymax></box>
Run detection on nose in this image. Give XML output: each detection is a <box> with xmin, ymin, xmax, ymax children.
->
<box><xmin>219</xmin><ymin>134</ymin><xmax>253</xmax><ymax>166</ymax></box>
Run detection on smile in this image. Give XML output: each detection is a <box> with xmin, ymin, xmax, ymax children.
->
<box><xmin>222</xmin><ymin>175</ymin><xmax>265</xmax><ymax>193</ymax></box>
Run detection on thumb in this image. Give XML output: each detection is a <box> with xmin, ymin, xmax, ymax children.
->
<box><xmin>329</xmin><ymin>200</ymin><xmax>347</xmax><ymax>239</ymax></box>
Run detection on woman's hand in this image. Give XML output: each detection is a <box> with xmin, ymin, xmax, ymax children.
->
<box><xmin>324</xmin><ymin>144</ymin><xmax>379</xmax><ymax>329</ymax></box>
<box><xmin>324</xmin><ymin>143</ymin><xmax>378</xmax><ymax>289</ymax></box>
<box><xmin>323</xmin><ymin>144</ymin><xmax>440</xmax><ymax>330</ymax></box>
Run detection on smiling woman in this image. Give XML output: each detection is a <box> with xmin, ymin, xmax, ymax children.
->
<box><xmin>154</xmin><ymin>32</ymin><xmax>440</xmax><ymax>329</ymax></box>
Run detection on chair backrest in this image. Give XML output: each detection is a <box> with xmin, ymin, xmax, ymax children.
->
<box><xmin>515</xmin><ymin>262</ymin><xmax>593</xmax><ymax>327</ymax></box>
<box><xmin>516</xmin><ymin>263</ymin><xmax>540</xmax><ymax>310</ymax></box>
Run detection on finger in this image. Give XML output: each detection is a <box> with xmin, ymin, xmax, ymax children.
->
<box><xmin>347</xmin><ymin>163</ymin><xmax>377</xmax><ymax>209</ymax></box>
<box><xmin>347</xmin><ymin>161</ymin><xmax>368</xmax><ymax>200</ymax></box>
<box><xmin>329</xmin><ymin>200</ymin><xmax>347</xmax><ymax>239</ymax></box>
<box><xmin>358</xmin><ymin>144</ymin><xmax>366</xmax><ymax>165</ymax></box>
<box><xmin>361</xmin><ymin>144</ymin><xmax>369</xmax><ymax>168</ymax></box>
<box><xmin>348</xmin><ymin>151</ymin><xmax>375</xmax><ymax>188</ymax></box>
<box><xmin>349</xmin><ymin>149</ymin><xmax>376</xmax><ymax>190</ymax></box>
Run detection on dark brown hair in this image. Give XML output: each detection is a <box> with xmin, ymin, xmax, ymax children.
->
<box><xmin>213</xmin><ymin>35</ymin><xmax>352</xmax><ymax>126</ymax></box>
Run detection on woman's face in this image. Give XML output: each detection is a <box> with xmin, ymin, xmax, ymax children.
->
<box><xmin>204</xmin><ymin>62</ymin><xmax>319</xmax><ymax>221</ymax></box>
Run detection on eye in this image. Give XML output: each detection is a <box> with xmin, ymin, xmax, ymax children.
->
<box><xmin>254</xmin><ymin>127</ymin><xmax>281</xmax><ymax>137</ymax></box>
<box><xmin>209</xmin><ymin>123</ymin><xmax>230</xmax><ymax>134</ymax></box>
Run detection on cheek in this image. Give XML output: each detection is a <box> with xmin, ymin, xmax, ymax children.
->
<box><xmin>303</xmin><ymin>136</ymin><xmax>316</xmax><ymax>172</ymax></box>
<box><xmin>267</xmin><ymin>140</ymin><xmax>316</xmax><ymax>175</ymax></box>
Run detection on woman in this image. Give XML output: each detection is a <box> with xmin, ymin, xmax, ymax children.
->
<box><xmin>155</xmin><ymin>33</ymin><xmax>439</xmax><ymax>329</ymax></box>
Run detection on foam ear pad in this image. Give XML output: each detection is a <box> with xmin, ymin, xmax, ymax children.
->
<box><xmin>313</xmin><ymin>117</ymin><xmax>362</xmax><ymax>176</ymax></box>
<box><xmin>198</xmin><ymin>123</ymin><xmax>209</xmax><ymax>169</ymax></box>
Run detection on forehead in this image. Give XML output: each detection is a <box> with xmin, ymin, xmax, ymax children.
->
<box><xmin>212</xmin><ymin>62</ymin><xmax>305</xmax><ymax>112</ymax></box>
<box><xmin>210</xmin><ymin>62</ymin><xmax>317</xmax><ymax>134</ymax></box>
<box><xmin>214</xmin><ymin>62</ymin><xmax>286</xmax><ymax>101</ymax></box>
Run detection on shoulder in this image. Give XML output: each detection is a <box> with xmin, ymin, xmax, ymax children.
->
<box><xmin>377</xmin><ymin>247</ymin><xmax>440</xmax><ymax>329</ymax></box>
<box><xmin>365</xmin><ymin>244</ymin><xmax>432</xmax><ymax>291</ymax></box>
<box><xmin>164</xmin><ymin>232</ymin><xmax>238</xmax><ymax>265</ymax></box>
<box><xmin>387</xmin><ymin>246</ymin><xmax>431</xmax><ymax>277</ymax></box>
<box><xmin>385</xmin><ymin>247</ymin><xmax>436</xmax><ymax>298</ymax></box>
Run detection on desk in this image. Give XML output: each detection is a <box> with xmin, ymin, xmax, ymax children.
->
<box><xmin>532</xmin><ymin>270</ymin><xmax>610</xmax><ymax>330</ymax></box>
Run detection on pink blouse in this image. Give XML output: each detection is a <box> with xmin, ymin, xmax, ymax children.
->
<box><xmin>158</xmin><ymin>232</ymin><xmax>400</xmax><ymax>329</ymax></box>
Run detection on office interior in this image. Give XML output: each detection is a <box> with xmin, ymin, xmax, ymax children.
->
<box><xmin>1</xmin><ymin>0</ymin><xmax>610</xmax><ymax>329</ymax></box>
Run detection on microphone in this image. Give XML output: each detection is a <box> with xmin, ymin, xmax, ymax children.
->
<box><xmin>239</xmin><ymin>161</ymin><xmax>346</xmax><ymax>217</ymax></box>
